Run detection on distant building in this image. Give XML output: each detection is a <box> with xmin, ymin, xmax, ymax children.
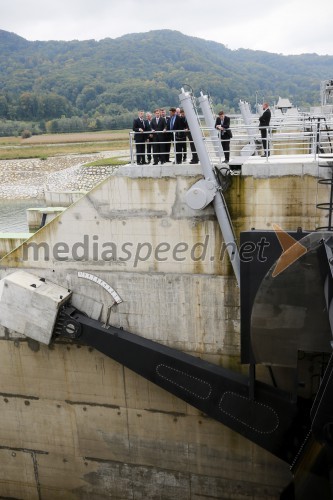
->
<box><xmin>275</xmin><ymin>97</ymin><xmax>294</xmax><ymax>114</ymax></box>
<box><xmin>274</xmin><ymin>96</ymin><xmax>299</xmax><ymax>119</ymax></box>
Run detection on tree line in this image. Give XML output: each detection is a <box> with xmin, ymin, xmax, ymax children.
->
<box><xmin>1</xmin><ymin>29</ymin><xmax>333</xmax><ymax>136</ymax></box>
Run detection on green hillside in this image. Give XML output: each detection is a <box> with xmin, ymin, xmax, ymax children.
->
<box><xmin>0</xmin><ymin>28</ymin><xmax>332</xmax><ymax>134</ymax></box>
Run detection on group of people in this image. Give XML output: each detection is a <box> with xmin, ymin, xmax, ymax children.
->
<box><xmin>132</xmin><ymin>107</ymin><xmax>198</xmax><ymax>165</ymax></box>
<box><xmin>133</xmin><ymin>102</ymin><xmax>271</xmax><ymax>165</ymax></box>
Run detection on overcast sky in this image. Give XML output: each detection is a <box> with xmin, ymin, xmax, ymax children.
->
<box><xmin>1</xmin><ymin>0</ymin><xmax>332</xmax><ymax>56</ymax></box>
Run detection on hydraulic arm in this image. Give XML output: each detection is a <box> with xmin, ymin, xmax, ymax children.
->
<box><xmin>55</xmin><ymin>303</ymin><xmax>300</xmax><ymax>463</ymax></box>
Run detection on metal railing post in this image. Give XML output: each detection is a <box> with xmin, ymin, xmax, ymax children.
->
<box><xmin>129</xmin><ymin>132</ymin><xmax>134</xmax><ymax>164</ymax></box>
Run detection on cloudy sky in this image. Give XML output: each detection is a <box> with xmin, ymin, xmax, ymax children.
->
<box><xmin>1</xmin><ymin>0</ymin><xmax>332</xmax><ymax>56</ymax></box>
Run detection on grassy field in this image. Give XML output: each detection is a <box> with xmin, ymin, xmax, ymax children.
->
<box><xmin>0</xmin><ymin>130</ymin><xmax>131</xmax><ymax>160</ymax></box>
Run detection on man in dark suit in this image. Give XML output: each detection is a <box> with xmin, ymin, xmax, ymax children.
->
<box><xmin>150</xmin><ymin>108</ymin><xmax>167</xmax><ymax>164</ymax></box>
<box><xmin>180</xmin><ymin>108</ymin><xmax>198</xmax><ymax>164</ymax></box>
<box><xmin>178</xmin><ymin>108</ymin><xmax>188</xmax><ymax>162</ymax></box>
<box><xmin>144</xmin><ymin>112</ymin><xmax>153</xmax><ymax>164</ymax></box>
<box><xmin>259</xmin><ymin>102</ymin><xmax>271</xmax><ymax>157</ymax></box>
<box><xmin>161</xmin><ymin>108</ymin><xmax>171</xmax><ymax>162</ymax></box>
<box><xmin>132</xmin><ymin>110</ymin><xmax>147</xmax><ymax>164</ymax></box>
<box><xmin>215</xmin><ymin>110</ymin><xmax>232</xmax><ymax>163</ymax></box>
<box><xmin>167</xmin><ymin>107</ymin><xmax>185</xmax><ymax>164</ymax></box>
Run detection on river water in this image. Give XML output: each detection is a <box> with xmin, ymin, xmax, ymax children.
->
<box><xmin>0</xmin><ymin>200</ymin><xmax>44</xmax><ymax>232</ymax></box>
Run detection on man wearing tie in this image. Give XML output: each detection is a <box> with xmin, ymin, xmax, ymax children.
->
<box><xmin>167</xmin><ymin>107</ymin><xmax>185</xmax><ymax>164</ymax></box>
<box><xmin>161</xmin><ymin>108</ymin><xmax>171</xmax><ymax>162</ymax></box>
<box><xmin>145</xmin><ymin>112</ymin><xmax>153</xmax><ymax>164</ymax></box>
<box><xmin>150</xmin><ymin>108</ymin><xmax>167</xmax><ymax>165</ymax></box>
<box><xmin>132</xmin><ymin>110</ymin><xmax>147</xmax><ymax>165</ymax></box>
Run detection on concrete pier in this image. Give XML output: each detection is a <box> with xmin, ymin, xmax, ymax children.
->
<box><xmin>26</xmin><ymin>207</ymin><xmax>66</xmax><ymax>232</ymax></box>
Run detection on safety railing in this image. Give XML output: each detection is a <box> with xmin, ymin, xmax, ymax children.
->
<box><xmin>316</xmin><ymin>154</ymin><xmax>333</xmax><ymax>230</ymax></box>
<box><xmin>129</xmin><ymin>129</ymin><xmax>198</xmax><ymax>165</ymax></box>
<box><xmin>129</xmin><ymin>117</ymin><xmax>333</xmax><ymax>165</ymax></box>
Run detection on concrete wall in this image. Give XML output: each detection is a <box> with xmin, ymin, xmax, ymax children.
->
<box><xmin>0</xmin><ymin>233</ymin><xmax>30</xmax><ymax>258</ymax></box>
<box><xmin>0</xmin><ymin>158</ymin><xmax>328</xmax><ymax>499</ymax></box>
<box><xmin>44</xmin><ymin>190</ymin><xmax>87</xmax><ymax>207</ymax></box>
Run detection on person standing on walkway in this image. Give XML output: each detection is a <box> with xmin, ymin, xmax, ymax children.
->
<box><xmin>259</xmin><ymin>103</ymin><xmax>271</xmax><ymax>157</ymax></box>
<box><xmin>161</xmin><ymin>108</ymin><xmax>172</xmax><ymax>162</ymax></box>
<box><xmin>180</xmin><ymin>109</ymin><xmax>198</xmax><ymax>164</ymax></box>
<box><xmin>167</xmin><ymin>107</ymin><xmax>185</xmax><ymax>164</ymax></box>
<box><xmin>178</xmin><ymin>108</ymin><xmax>188</xmax><ymax>162</ymax></box>
<box><xmin>132</xmin><ymin>110</ymin><xmax>147</xmax><ymax>164</ymax></box>
<box><xmin>145</xmin><ymin>112</ymin><xmax>153</xmax><ymax>164</ymax></box>
<box><xmin>151</xmin><ymin>109</ymin><xmax>167</xmax><ymax>164</ymax></box>
<box><xmin>215</xmin><ymin>110</ymin><xmax>232</xmax><ymax>164</ymax></box>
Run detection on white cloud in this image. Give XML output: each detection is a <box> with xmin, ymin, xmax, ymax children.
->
<box><xmin>1</xmin><ymin>0</ymin><xmax>332</xmax><ymax>55</ymax></box>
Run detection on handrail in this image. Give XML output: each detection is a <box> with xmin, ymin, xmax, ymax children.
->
<box><xmin>316</xmin><ymin>154</ymin><xmax>333</xmax><ymax>230</ymax></box>
<box><xmin>129</xmin><ymin>119</ymin><xmax>333</xmax><ymax>165</ymax></box>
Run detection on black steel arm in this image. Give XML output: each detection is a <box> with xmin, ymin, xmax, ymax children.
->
<box><xmin>54</xmin><ymin>304</ymin><xmax>303</xmax><ymax>464</ymax></box>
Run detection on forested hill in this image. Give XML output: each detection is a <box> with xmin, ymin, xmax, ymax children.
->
<box><xmin>1</xmin><ymin>28</ymin><xmax>333</xmax><ymax>130</ymax></box>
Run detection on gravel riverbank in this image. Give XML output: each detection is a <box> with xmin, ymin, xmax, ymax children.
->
<box><xmin>0</xmin><ymin>150</ymin><xmax>128</xmax><ymax>199</ymax></box>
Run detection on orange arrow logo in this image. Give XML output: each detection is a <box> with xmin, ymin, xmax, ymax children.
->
<box><xmin>272</xmin><ymin>223</ymin><xmax>307</xmax><ymax>277</ymax></box>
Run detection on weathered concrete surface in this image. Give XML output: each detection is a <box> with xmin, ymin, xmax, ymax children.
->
<box><xmin>0</xmin><ymin>341</ymin><xmax>289</xmax><ymax>499</ymax></box>
<box><xmin>44</xmin><ymin>190</ymin><xmax>87</xmax><ymax>207</ymax></box>
<box><xmin>0</xmin><ymin>232</ymin><xmax>31</xmax><ymax>258</ymax></box>
<box><xmin>0</xmin><ymin>157</ymin><xmax>328</xmax><ymax>499</ymax></box>
<box><xmin>227</xmin><ymin>155</ymin><xmax>329</xmax><ymax>233</ymax></box>
<box><xmin>0</xmin><ymin>271</ymin><xmax>71</xmax><ymax>344</ymax></box>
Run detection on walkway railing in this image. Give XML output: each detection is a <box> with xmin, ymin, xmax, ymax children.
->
<box><xmin>129</xmin><ymin>116</ymin><xmax>333</xmax><ymax>165</ymax></box>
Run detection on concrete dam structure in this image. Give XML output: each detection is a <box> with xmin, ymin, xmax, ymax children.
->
<box><xmin>0</xmin><ymin>156</ymin><xmax>330</xmax><ymax>499</ymax></box>
<box><xmin>1</xmin><ymin>89</ymin><xmax>333</xmax><ymax>499</ymax></box>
